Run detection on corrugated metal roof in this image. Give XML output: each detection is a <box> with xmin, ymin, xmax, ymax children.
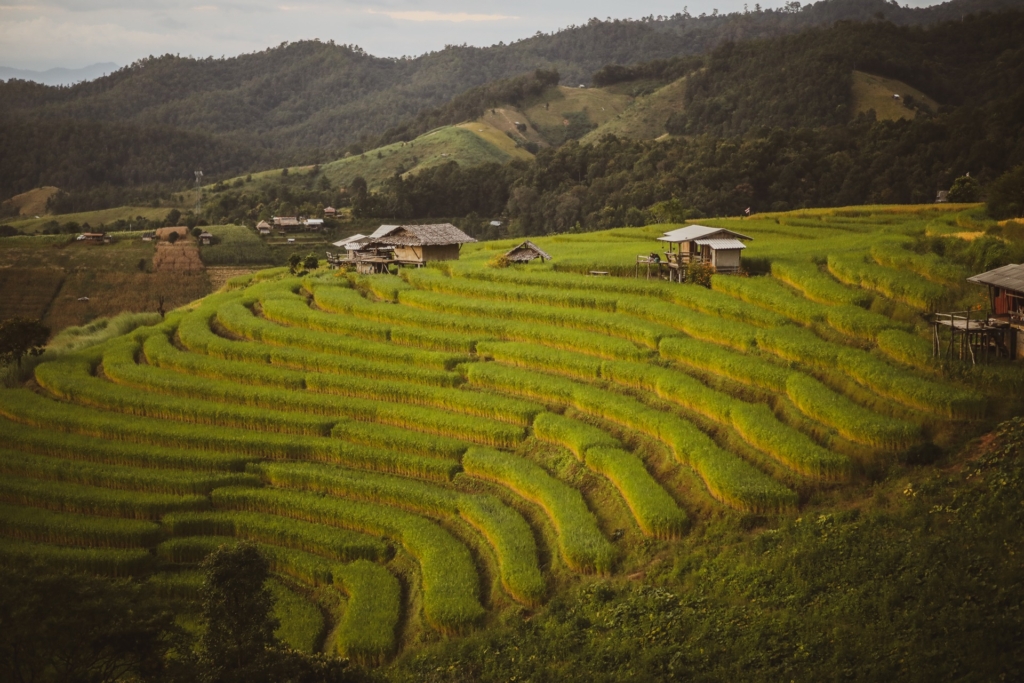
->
<box><xmin>375</xmin><ymin>223</ymin><xmax>478</xmax><ymax>247</ymax></box>
<box><xmin>332</xmin><ymin>233</ymin><xmax>367</xmax><ymax>248</ymax></box>
<box><xmin>694</xmin><ymin>238</ymin><xmax>747</xmax><ymax>250</ymax></box>
<box><xmin>657</xmin><ymin>224</ymin><xmax>753</xmax><ymax>242</ymax></box>
<box><xmin>371</xmin><ymin>224</ymin><xmax>401</xmax><ymax>238</ymax></box>
<box><xmin>967</xmin><ymin>263</ymin><xmax>1024</xmax><ymax>292</ymax></box>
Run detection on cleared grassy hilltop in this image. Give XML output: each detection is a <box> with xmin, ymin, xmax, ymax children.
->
<box><xmin>1</xmin><ymin>205</ymin><xmax>1022</xmax><ymax>676</ymax></box>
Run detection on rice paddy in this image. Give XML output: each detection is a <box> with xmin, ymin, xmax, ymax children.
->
<box><xmin>0</xmin><ymin>204</ymin><xmax>1013</xmax><ymax>664</ymax></box>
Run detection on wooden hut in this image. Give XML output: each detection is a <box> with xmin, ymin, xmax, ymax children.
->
<box><xmin>256</xmin><ymin>220</ymin><xmax>272</xmax><ymax>235</ymax></box>
<box><xmin>656</xmin><ymin>225</ymin><xmax>752</xmax><ymax>275</ymax></box>
<box><xmin>273</xmin><ymin>216</ymin><xmax>301</xmax><ymax>232</ymax></box>
<box><xmin>323</xmin><ymin>206</ymin><xmax>337</xmax><ymax>217</ymax></box>
<box><xmin>365</xmin><ymin>224</ymin><xmax>477</xmax><ymax>265</ymax></box>
<box><xmin>198</xmin><ymin>231</ymin><xmax>214</xmax><ymax>245</ymax></box>
<box><xmin>967</xmin><ymin>263</ymin><xmax>1024</xmax><ymax>359</ymax></box>
<box><xmin>504</xmin><ymin>240</ymin><xmax>551</xmax><ymax>263</ymax></box>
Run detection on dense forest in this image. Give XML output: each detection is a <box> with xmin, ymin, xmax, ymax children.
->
<box><xmin>2</xmin><ymin>0</ymin><xmax>1022</xmax><ymax>201</ymax></box>
<box><xmin>349</xmin><ymin>10</ymin><xmax>1024</xmax><ymax>233</ymax></box>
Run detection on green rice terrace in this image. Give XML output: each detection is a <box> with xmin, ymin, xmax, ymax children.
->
<box><xmin>1</xmin><ymin>204</ymin><xmax>1021</xmax><ymax>669</ymax></box>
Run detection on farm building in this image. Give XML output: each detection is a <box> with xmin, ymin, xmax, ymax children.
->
<box><xmin>273</xmin><ymin>216</ymin><xmax>302</xmax><ymax>232</ymax></box>
<box><xmin>198</xmin><ymin>232</ymin><xmax>214</xmax><ymax>245</ymax></box>
<box><xmin>256</xmin><ymin>220</ymin><xmax>272</xmax><ymax>235</ymax></box>
<box><xmin>504</xmin><ymin>240</ymin><xmax>551</xmax><ymax>263</ymax></box>
<box><xmin>364</xmin><ymin>224</ymin><xmax>477</xmax><ymax>265</ymax></box>
<box><xmin>969</xmin><ymin>263</ymin><xmax>1024</xmax><ymax>359</ymax></box>
<box><xmin>323</xmin><ymin>206</ymin><xmax>337</xmax><ymax>217</ymax></box>
<box><xmin>656</xmin><ymin>225</ymin><xmax>752</xmax><ymax>275</ymax></box>
<box><xmin>140</xmin><ymin>231</ymin><xmax>156</xmax><ymax>241</ymax></box>
<box><xmin>305</xmin><ymin>218</ymin><xmax>324</xmax><ymax>230</ymax></box>
<box><xmin>78</xmin><ymin>232</ymin><xmax>111</xmax><ymax>244</ymax></box>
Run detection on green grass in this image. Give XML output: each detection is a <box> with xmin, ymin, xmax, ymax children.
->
<box><xmin>200</xmin><ymin>224</ymin><xmax>275</xmax><ymax>266</ymax></box>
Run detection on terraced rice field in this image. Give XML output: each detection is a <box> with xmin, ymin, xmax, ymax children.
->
<box><xmin>0</xmin><ymin>205</ymin><xmax>1012</xmax><ymax>664</ymax></box>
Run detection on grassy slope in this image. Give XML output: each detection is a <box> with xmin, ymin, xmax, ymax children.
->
<box><xmin>851</xmin><ymin>70</ymin><xmax>939</xmax><ymax>122</ymax></box>
<box><xmin>1</xmin><ymin>186</ymin><xmax>59</xmax><ymax>217</ymax></box>
<box><xmin>4</xmin><ymin>206</ymin><xmax>173</xmax><ymax>235</ymax></box>
<box><xmin>581</xmin><ymin>77</ymin><xmax>689</xmax><ymax>143</ymax></box>
<box><xmin>520</xmin><ymin>86</ymin><xmax>631</xmax><ymax>144</ymax></box>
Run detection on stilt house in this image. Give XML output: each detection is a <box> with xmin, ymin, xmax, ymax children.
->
<box><xmin>967</xmin><ymin>263</ymin><xmax>1024</xmax><ymax>359</ymax></box>
<box><xmin>656</xmin><ymin>225</ymin><xmax>752</xmax><ymax>274</ymax></box>
<box><xmin>365</xmin><ymin>224</ymin><xmax>477</xmax><ymax>264</ymax></box>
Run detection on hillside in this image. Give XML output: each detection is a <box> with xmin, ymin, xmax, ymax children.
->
<box><xmin>1</xmin><ymin>0</ymin><xmax>1020</xmax><ymax>201</ymax></box>
<box><xmin>0</xmin><ymin>205</ymin><xmax>1021</xmax><ymax>680</ymax></box>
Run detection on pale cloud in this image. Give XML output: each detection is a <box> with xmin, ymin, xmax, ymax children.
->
<box><xmin>367</xmin><ymin>10</ymin><xmax>518</xmax><ymax>22</ymax></box>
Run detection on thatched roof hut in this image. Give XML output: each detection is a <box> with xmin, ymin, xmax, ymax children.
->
<box><xmin>366</xmin><ymin>223</ymin><xmax>477</xmax><ymax>264</ymax></box>
<box><xmin>504</xmin><ymin>240</ymin><xmax>551</xmax><ymax>263</ymax></box>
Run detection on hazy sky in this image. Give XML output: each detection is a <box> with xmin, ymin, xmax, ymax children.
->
<box><xmin>0</xmin><ymin>0</ymin><xmax>943</xmax><ymax>71</ymax></box>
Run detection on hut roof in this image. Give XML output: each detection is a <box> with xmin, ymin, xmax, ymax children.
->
<box><xmin>371</xmin><ymin>224</ymin><xmax>401</xmax><ymax>238</ymax></box>
<box><xmin>256</xmin><ymin>220</ymin><xmax>271</xmax><ymax>229</ymax></box>
<box><xmin>374</xmin><ymin>223</ymin><xmax>477</xmax><ymax>247</ymax></box>
<box><xmin>967</xmin><ymin>263</ymin><xmax>1024</xmax><ymax>293</ymax></box>
<box><xmin>198</xmin><ymin>232</ymin><xmax>213</xmax><ymax>239</ymax></box>
<box><xmin>694</xmin><ymin>238</ymin><xmax>747</xmax><ymax>250</ymax></box>
<box><xmin>505</xmin><ymin>240</ymin><xmax>551</xmax><ymax>262</ymax></box>
<box><xmin>332</xmin><ymin>234</ymin><xmax>368</xmax><ymax>249</ymax></box>
<box><xmin>657</xmin><ymin>225</ymin><xmax>752</xmax><ymax>243</ymax></box>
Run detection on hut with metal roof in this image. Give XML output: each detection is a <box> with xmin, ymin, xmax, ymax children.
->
<box><xmin>504</xmin><ymin>240</ymin><xmax>551</xmax><ymax>263</ymax></box>
<box><xmin>656</xmin><ymin>225</ymin><xmax>752</xmax><ymax>275</ymax></box>
<box><xmin>364</xmin><ymin>223</ymin><xmax>477</xmax><ymax>264</ymax></box>
<box><xmin>932</xmin><ymin>263</ymin><xmax>1024</xmax><ymax>363</ymax></box>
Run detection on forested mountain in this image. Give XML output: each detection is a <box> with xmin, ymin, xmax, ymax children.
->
<box><xmin>350</xmin><ymin>10</ymin><xmax>1024</xmax><ymax>233</ymax></box>
<box><xmin>1</xmin><ymin>0</ymin><xmax>1021</xmax><ymax>201</ymax></box>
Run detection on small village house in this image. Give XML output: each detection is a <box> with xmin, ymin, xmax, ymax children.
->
<box><xmin>363</xmin><ymin>224</ymin><xmax>477</xmax><ymax>265</ymax></box>
<box><xmin>323</xmin><ymin>206</ymin><xmax>337</xmax><ymax>217</ymax></box>
<box><xmin>304</xmin><ymin>218</ymin><xmax>324</xmax><ymax>231</ymax></box>
<box><xmin>78</xmin><ymin>232</ymin><xmax>112</xmax><ymax>244</ymax></box>
<box><xmin>140</xmin><ymin>231</ymin><xmax>156</xmax><ymax>242</ymax></box>
<box><xmin>256</xmin><ymin>220</ymin><xmax>272</xmax><ymax>235</ymax></box>
<box><xmin>504</xmin><ymin>240</ymin><xmax>551</xmax><ymax>263</ymax></box>
<box><xmin>656</xmin><ymin>225</ymin><xmax>752</xmax><ymax>275</ymax></box>
<box><xmin>198</xmin><ymin>231</ymin><xmax>214</xmax><ymax>245</ymax></box>
<box><xmin>967</xmin><ymin>263</ymin><xmax>1024</xmax><ymax>359</ymax></box>
<box><xmin>273</xmin><ymin>216</ymin><xmax>302</xmax><ymax>232</ymax></box>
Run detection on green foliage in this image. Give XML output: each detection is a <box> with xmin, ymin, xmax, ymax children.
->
<box><xmin>986</xmin><ymin>164</ymin><xmax>1024</xmax><ymax>219</ymax></box>
<box><xmin>163</xmin><ymin>510</ymin><xmax>392</xmax><ymax>563</ymax></box>
<box><xmin>533</xmin><ymin>413</ymin><xmax>687</xmax><ymax>539</ymax></box>
<box><xmin>0</xmin><ymin>317</ymin><xmax>49</xmax><ymax>368</ymax></box>
<box><xmin>827</xmin><ymin>254</ymin><xmax>948</xmax><ymax>311</ymax></box>
<box><xmin>0</xmin><ymin>502</ymin><xmax>163</xmax><ymax>548</ymax></box>
<box><xmin>947</xmin><ymin>174</ymin><xmax>981</xmax><ymax>203</ymax></box>
<box><xmin>252</xmin><ymin>461</ymin><xmax>544</xmax><ymax>606</ymax></box>
<box><xmin>462</xmin><ymin>447</ymin><xmax>616</xmax><ymax>574</ymax></box>
<box><xmin>212</xmin><ymin>486</ymin><xmax>485</xmax><ymax>634</ymax></box>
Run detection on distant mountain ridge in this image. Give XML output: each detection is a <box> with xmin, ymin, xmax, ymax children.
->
<box><xmin>1</xmin><ymin>0</ymin><xmax>1023</xmax><ymax>201</ymax></box>
<box><xmin>0</xmin><ymin>63</ymin><xmax>119</xmax><ymax>87</ymax></box>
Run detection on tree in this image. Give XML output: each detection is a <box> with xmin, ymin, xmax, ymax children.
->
<box><xmin>197</xmin><ymin>543</ymin><xmax>359</xmax><ymax>683</ymax></box>
<box><xmin>0</xmin><ymin>565</ymin><xmax>193</xmax><ymax>683</ymax></box>
<box><xmin>303</xmin><ymin>254</ymin><xmax>319</xmax><ymax>272</ymax></box>
<box><xmin>948</xmin><ymin>174</ymin><xmax>981</xmax><ymax>203</ymax></box>
<box><xmin>0</xmin><ymin>317</ymin><xmax>49</xmax><ymax>367</ymax></box>
<box><xmin>165</xmin><ymin>208</ymin><xmax>182</xmax><ymax>226</ymax></box>
<box><xmin>167</xmin><ymin>231</ymin><xmax>180</xmax><ymax>244</ymax></box>
<box><xmin>198</xmin><ymin>543</ymin><xmax>279</xmax><ymax>683</ymax></box>
<box><xmin>288</xmin><ymin>253</ymin><xmax>302</xmax><ymax>274</ymax></box>
<box><xmin>987</xmin><ymin>164</ymin><xmax>1024</xmax><ymax>219</ymax></box>
<box><xmin>191</xmin><ymin>226</ymin><xmax>203</xmax><ymax>238</ymax></box>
